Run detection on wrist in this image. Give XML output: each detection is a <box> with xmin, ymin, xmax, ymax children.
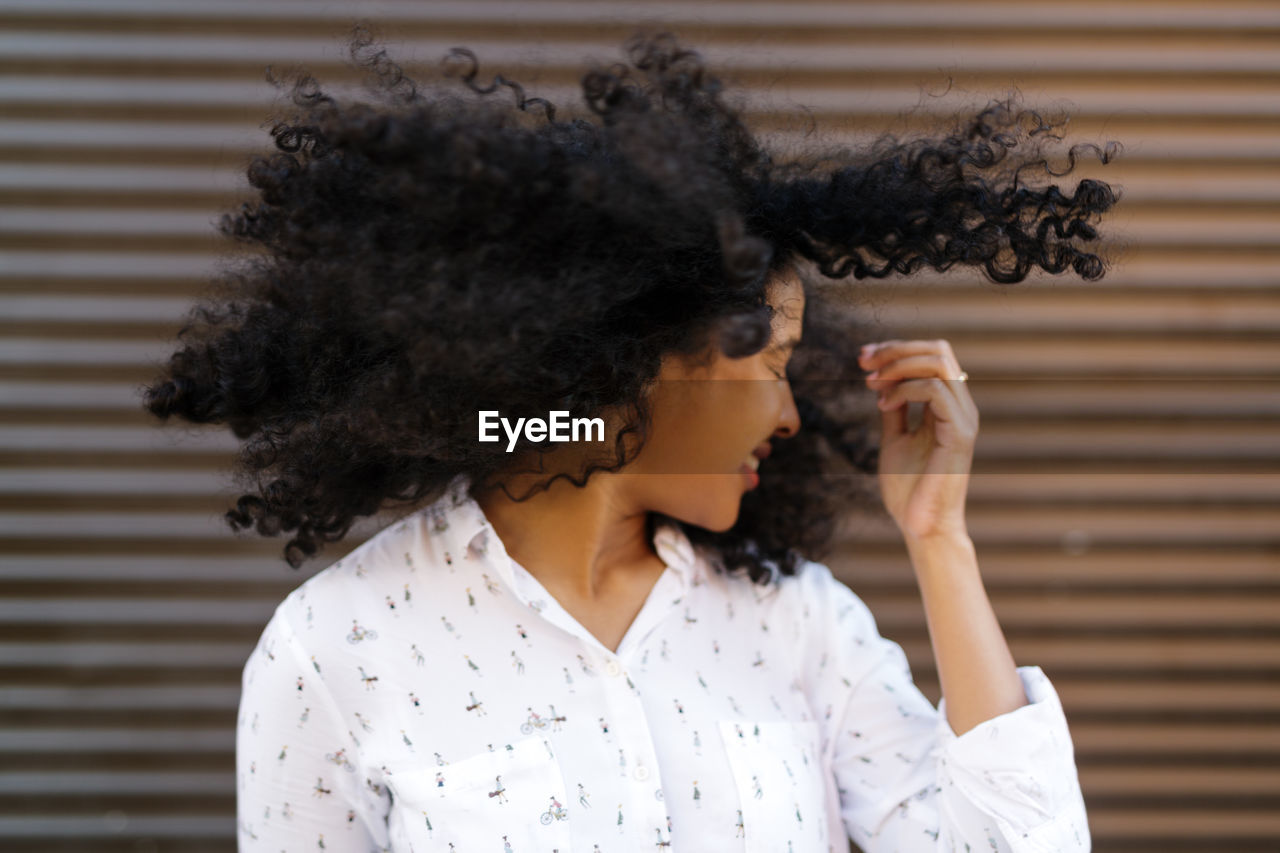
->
<box><xmin>903</xmin><ymin>526</ymin><xmax>975</xmax><ymax>562</ymax></box>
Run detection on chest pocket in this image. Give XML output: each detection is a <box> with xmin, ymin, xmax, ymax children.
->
<box><xmin>384</xmin><ymin>735</ymin><xmax>573</xmax><ymax>852</ymax></box>
<box><xmin>718</xmin><ymin>719</ymin><xmax>831</xmax><ymax>853</ymax></box>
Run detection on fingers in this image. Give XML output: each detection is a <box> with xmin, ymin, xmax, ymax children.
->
<box><xmin>859</xmin><ymin>339</ymin><xmax>962</xmax><ymax>379</ymax></box>
<box><xmin>863</xmin><ymin>354</ymin><xmax>951</xmax><ymax>388</ymax></box>
<box><xmin>861</xmin><ymin>339</ymin><xmax>978</xmax><ymax>435</ymax></box>
<box><xmin>878</xmin><ymin>377</ymin><xmax>978</xmax><ymax>444</ymax></box>
<box><xmin>876</xmin><ymin>377</ymin><xmax>967</xmax><ymax>420</ymax></box>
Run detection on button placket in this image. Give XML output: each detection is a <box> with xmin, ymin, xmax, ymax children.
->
<box><xmin>601</xmin><ymin>652</ymin><xmax>669</xmax><ymax>843</ymax></box>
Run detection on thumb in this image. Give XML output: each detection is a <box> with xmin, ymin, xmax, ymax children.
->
<box><xmin>879</xmin><ymin>391</ymin><xmax>906</xmax><ymax>441</ymax></box>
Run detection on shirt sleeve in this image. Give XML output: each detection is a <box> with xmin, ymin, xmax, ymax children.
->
<box><xmin>236</xmin><ymin>603</ymin><xmax>388</xmax><ymax>851</ymax></box>
<box><xmin>798</xmin><ymin>560</ymin><xmax>1091</xmax><ymax>852</ymax></box>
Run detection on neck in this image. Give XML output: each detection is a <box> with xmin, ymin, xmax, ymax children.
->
<box><xmin>472</xmin><ymin>467</ymin><xmax>661</xmax><ymax>602</ymax></box>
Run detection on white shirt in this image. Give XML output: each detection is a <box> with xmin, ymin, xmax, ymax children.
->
<box><xmin>237</xmin><ymin>474</ymin><xmax>1091</xmax><ymax>852</ymax></box>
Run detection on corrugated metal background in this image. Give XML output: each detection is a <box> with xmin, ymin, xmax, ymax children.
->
<box><xmin>1</xmin><ymin>1</ymin><xmax>1277</xmax><ymax>850</ymax></box>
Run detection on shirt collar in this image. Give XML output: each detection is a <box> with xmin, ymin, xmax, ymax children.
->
<box><xmin>427</xmin><ymin>473</ymin><xmax>699</xmax><ymax>591</ymax></box>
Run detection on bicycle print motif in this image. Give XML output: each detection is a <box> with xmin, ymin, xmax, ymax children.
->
<box><xmin>347</xmin><ymin>619</ymin><xmax>378</xmax><ymax>645</ymax></box>
<box><xmin>540</xmin><ymin>795</ymin><xmax>568</xmax><ymax>825</ymax></box>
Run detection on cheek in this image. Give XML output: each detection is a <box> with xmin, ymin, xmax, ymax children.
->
<box><xmin>642</xmin><ymin>379</ymin><xmax>774</xmax><ymax>471</ymax></box>
<box><xmin>657</xmin><ymin>396</ymin><xmax>730</xmax><ymax>454</ymax></box>
<box><xmin>694</xmin><ymin>399</ymin><xmax>766</xmax><ymax>461</ymax></box>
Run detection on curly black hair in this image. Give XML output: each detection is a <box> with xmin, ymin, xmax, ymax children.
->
<box><xmin>140</xmin><ymin>23</ymin><xmax>1123</xmax><ymax>582</ymax></box>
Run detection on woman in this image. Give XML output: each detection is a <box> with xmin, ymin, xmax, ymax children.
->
<box><xmin>143</xmin><ymin>24</ymin><xmax>1119</xmax><ymax>852</ymax></box>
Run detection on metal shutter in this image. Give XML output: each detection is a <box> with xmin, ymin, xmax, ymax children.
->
<box><xmin>1</xmin><ymin>2</ymin><xmax>1276</xmax><ymax>850</ymax></box>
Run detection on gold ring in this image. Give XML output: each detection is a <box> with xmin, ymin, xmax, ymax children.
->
<box><xmin>956</xmin><ymin>371</ymin><xmax>968</xmax><ymax>382</ymax></box>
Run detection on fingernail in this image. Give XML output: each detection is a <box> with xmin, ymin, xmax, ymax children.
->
<box><xmin>867</xmin><ymin>370</ymin><xmax>879</xmax><ymax>379</ymax></box>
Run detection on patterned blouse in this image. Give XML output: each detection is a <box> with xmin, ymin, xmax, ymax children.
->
<box><xmin>236</xmin><ymin>474</ymin><xmax>1091</xmax><ymax>852</ymax></box>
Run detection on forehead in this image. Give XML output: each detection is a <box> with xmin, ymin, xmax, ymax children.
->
<box><xmin>766</xmin><ymin>271</ymin><xmax>805</xmax><ymax>327</ymax></box>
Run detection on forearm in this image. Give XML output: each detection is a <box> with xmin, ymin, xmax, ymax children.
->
<box><xmin>904</xmin><ymin>529</ymin><xmax>1027</xmax><ymax>736</ymax></box>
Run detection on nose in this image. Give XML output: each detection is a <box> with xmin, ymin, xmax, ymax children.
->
<box><xmin>772</xmin><ymin>383</ymin><xmax>801</xmax><ymax>440</ymax></box>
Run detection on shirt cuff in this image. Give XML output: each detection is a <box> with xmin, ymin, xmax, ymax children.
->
<box><xmin>929</xmin><ymin>665</ymin><xmax>1091</xmax><ymax>850</ymax></box>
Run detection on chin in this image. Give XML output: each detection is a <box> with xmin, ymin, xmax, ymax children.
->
<box><xmin>658</xmin><ymin>478</ymin><xmax>744</xmax><ymax>533</ymax></box>
<box><xmin>700</xmin><ymin>489</ymin><xmax>745</xmax><ymax>533</ymax></box>
<box><xmin>705</xmin><ymin>513</ymin><xmax>739</xmax><ymax>534</ymax></box>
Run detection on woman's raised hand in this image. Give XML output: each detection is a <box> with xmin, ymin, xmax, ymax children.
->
<box><xmin>859</xmin><ymin>339</ymin><xmax>979</xmax><ymax>543</ymax></box>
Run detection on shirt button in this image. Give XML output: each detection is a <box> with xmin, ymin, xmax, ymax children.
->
<box><xmin>633</xmin><ymin>765</ymin><xmax>650</xmax><ymax>781</ymax></box>
<box><xmin>605</xmin><ymin>660</ymin><xmax>622</xmax><ymax>677</ymax></box>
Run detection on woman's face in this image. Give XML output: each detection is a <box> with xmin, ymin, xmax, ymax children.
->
<box><xmin>623</xmin><ymin>270</ymin><xmax>805</xmax><ymax>531</ymax></box>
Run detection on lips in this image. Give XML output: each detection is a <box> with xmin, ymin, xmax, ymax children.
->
<box><xmin>743</xmin><ymin>441</ymin><xmax>771</xmax><ymax>474</ymax></box>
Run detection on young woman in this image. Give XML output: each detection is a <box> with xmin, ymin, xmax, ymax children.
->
<box><xmin>143</xmin><ymin>24</ymin><xmax>1119</xmax><ymax>852</ymax></box>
